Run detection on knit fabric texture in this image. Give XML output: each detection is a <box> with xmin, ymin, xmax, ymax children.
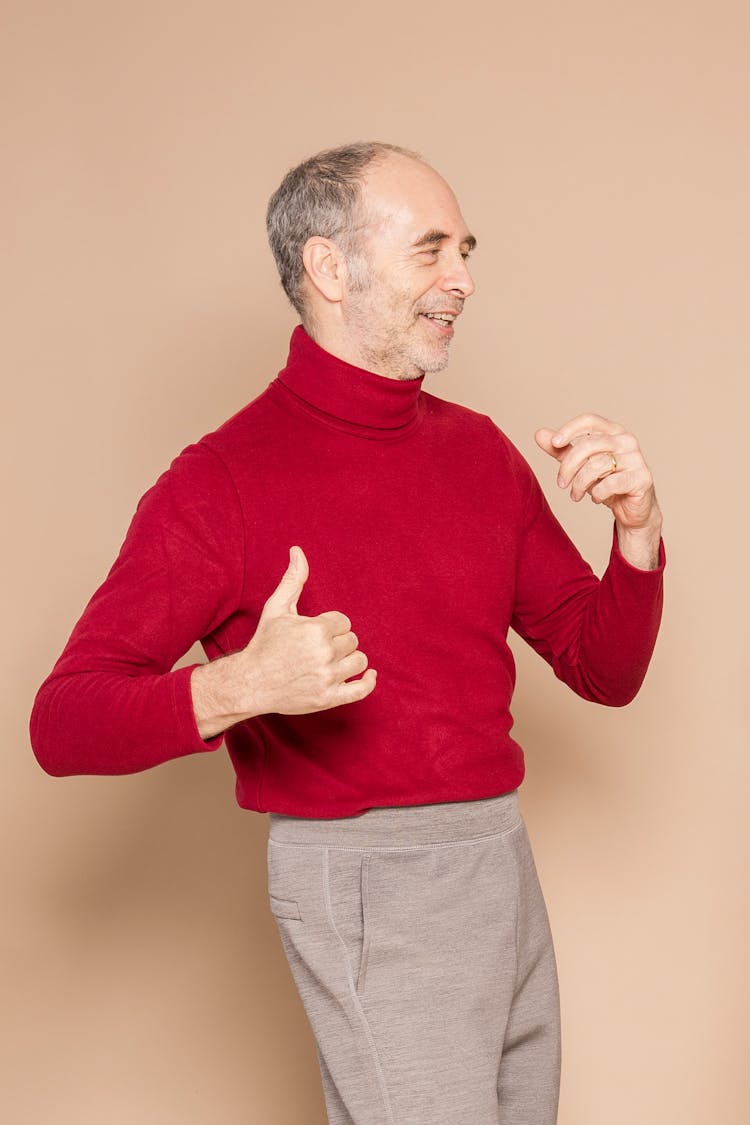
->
<box><xmin>31</xmin><ymin>327</ymin><xmax>665</xmax><ymax>815</ymax></box>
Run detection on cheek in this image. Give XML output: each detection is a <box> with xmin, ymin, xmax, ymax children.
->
<box><xmin>386</xmin><ymin>284</ymin><xmax>420</xmax><ymax>319</ymax></box>
<box><xmin>407</xmin><ymin>274</ymin><xmax>437</xmax><ymax>309</ymax></box>
<box><xmin>370</xmin><ymin>269</ymin><xmax>435</xmax><ymax>323</ymax></box>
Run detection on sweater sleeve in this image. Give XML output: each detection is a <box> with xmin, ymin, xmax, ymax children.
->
<box><xmin>29</xmin><ymin>442</ymin><xmax>245</xmax><ymax>776</ymax></box>
<box><xmin>509</xmin><ymin>452</ymin><xmax>665</xmax><ymax>706</ymax></box>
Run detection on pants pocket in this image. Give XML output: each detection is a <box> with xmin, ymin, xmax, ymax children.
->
<box><xmin>326</xmin><ymin>850</ymin><xmax>372</xmax><ymax>995</ymax></box>
<box><xmin>268</xmin><ymin>893</ymin><xmax>302</xmax><ymax>922</ymax></box>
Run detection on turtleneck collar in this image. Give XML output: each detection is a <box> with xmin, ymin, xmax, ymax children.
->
<box><xmin>275</xmin><ymin>326</ymin><xmax>425</xmax><ymax>437</ymax></box>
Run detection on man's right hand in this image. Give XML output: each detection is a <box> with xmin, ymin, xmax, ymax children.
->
<box><xmin>190</xmin><ymin>546</ymin><xmax>377</xmax><ymax>740</ymax></box>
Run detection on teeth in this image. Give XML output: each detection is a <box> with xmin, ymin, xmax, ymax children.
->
<box><xmin>424</xmin><ymin>313</ymin><xmax>455</xmax><ymax>322</ymax></box>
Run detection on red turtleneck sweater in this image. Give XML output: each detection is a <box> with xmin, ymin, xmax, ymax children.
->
<box><xmin>30</xmin><ymin>327</ymin><xmax>665</xmax><ymax>816</ymax></box>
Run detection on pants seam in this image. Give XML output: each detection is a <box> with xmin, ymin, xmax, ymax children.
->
<box><xmin>322</xmin><ymin>847</ymin><xmax>397</xmax><ymax>1125</ymax></box>
<box><xmin>507</xmin><ymin>829</ymin><xmax>522</xmax><ymax>1005</ymax></box>
<box><xmin>358</xmin><ymin>853</ymin><xmax>372</xmax><ymax>995</ymax></box>
<box><xmin>269</xmin><ymin>819</ymin><xmax>523</xmax><ymax>854</ymax></box>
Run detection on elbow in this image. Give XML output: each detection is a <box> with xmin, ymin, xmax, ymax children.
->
<box><xmin>587</xmin><ymin>668</ymin><xmax>649</xmax><ymax>708</ymax></box>
<box><xmin>563</xmin><ymin>662</ymin><xmax>650</xmax><ymax>708</ymax></box>
<box><xmin>33</xmin><ymin>755</ymin><xmax>71</xmax><ymax>779</ymax></box>
<box><xmin>599</xmin><ymin>684</ymin><xmax>641</xmax><ymax>708</ymax></box>
<box><xmin>29</xmin><ymin>686</ymin><xmax>77</xmax><ymax>777</ymax></box>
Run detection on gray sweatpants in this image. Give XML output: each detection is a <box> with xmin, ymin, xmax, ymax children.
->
<box><xmin>267</xmin><ymin>791</ymin><xmax>560</xmax><ymax>1124</ymax></box>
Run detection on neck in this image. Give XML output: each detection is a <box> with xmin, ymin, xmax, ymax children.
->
<box><xmin>275</xmin><ymin>326</ymin><xmax>425</xmax><ymax>438</ymax></box>
<box><xmin>303</xmin><ymin>319</ymin><xmax>423</xmax><ymax>383</ymax></box>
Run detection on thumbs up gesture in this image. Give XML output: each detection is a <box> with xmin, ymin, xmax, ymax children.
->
<box><xmin>191</xmin><ymin>547</ymin><xmax>377</xmax><ymax>739</ymax></box>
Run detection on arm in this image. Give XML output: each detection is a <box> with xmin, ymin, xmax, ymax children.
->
<box><xmin>29</xmin><ymin>443</ymin><xmax>246</xmax><ymax>776</ymax></box>
<box><xmin>30</xmin><ymin>446</ymin><xmax>376</xmax><ymax>776</ymax></box>
<box><xmin>509</xmin><ymin>418</ymin><xmax>665</xmax><ymax>705</ymax></box>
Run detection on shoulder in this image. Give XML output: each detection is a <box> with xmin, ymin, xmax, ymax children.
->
<box><xmin>149</xmin><ymin>380</ymin><xmax>281</xmax><ymax>496</ymax></box>
<box><xmin>421</xmin><ymin>391</ymin><xmax>539</xmax><ymax>482</ymax></box>
<box><xmin>198</xmin><ymin>382</ymin><xmax>279</xmax><ymax>460</ymax></box>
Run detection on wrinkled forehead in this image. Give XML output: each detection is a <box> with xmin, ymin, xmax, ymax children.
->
<box><xmin>358</xmin><ymin>154</ymin><xmax>473</xmax><ymax>248</ymax></box>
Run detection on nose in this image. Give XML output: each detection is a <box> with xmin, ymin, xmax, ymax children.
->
<box><xmin>440</xmin><ymin>252</ymin><xmax>476</xmax><ymax>299</ymax></box>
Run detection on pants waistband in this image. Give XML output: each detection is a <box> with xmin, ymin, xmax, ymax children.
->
<box><xmin>267</xmin><ymin>790</ymin><xmax>521</xmax><ymax>849</ymax></box>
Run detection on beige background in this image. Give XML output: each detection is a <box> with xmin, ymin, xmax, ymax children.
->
<box><xmin>3</xmin><ymin>1</ymin><xmax>748</xmax><ymax>1121</ymax></box>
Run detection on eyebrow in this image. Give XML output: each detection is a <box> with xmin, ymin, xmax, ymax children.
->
<box><xmin>412</xmin><ymin>228</ymin><xmax>478</xmax><ymax>252</ymax></box>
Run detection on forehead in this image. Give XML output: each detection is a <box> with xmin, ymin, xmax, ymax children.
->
<box><xmin>359</xmin><ymin>155</ymin><xmax>471</xmax><ymax>246</ymax></box>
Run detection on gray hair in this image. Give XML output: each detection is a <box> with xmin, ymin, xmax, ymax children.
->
<box><xmin>266</xmin><ymin>141</ymin><xmax>422</xmax><ymax>319</ymax></box>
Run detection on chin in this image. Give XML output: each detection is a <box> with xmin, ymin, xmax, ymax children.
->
<box><xmin>411</xmin><ymin>347</ymin><xmax>450</xmax><ymax>377</ymax></box>
<box><xmin>386</xmin><ymin>341</ymin><xmax>451</xmax><ymax>380</ymax></box>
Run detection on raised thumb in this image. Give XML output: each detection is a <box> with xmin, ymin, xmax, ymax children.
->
<box><xmin>260</xmin><ymin>546</ymin><xmax>309</xmax><ymax>619</ymax></box>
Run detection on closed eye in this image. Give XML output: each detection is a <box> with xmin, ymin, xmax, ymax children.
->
<box><xmin>418</xmin><ymin>247</ymin><xmax>472</xmax><ymax>264</ymax></box>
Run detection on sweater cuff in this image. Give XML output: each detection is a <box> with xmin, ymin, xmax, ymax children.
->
<box><xmin>170</xmin><ymin>663</ymin><xmax>224</xmax><ymax>753</ymax></box>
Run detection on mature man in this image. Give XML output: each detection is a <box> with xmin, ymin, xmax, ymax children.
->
<box><xmin>31</xmin><ymin>142</ymin><xmax>664</xmax><ymax>1124</ymax></box>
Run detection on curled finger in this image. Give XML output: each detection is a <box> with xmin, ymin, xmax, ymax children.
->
<box><xmin>331</xmin><ymin>630</ymin><xmax>359</xmax><ymax>659</ymax></box>
<box><xmin>318</xmin><ymin>609</ymin><xmax>353</xmax><ymax>636</ymax></box>
<box><xmin>557</xmin><ymin>432</ymin><xmax>636</xmax><ymax>487</ymax></box>
<box><xmin>567</xmin><ymin>450</ymin><xmax>628</xmax><ymax>502</ymax></box>
<box><xmin>334</xmin><ymin>667</ymin><xmax>378</xmax><ymax>706</ymax></box>
<box><xmin>337</xmin><ymin>650</ymin><xmax>369</xmax><ymax>682</ymax></box>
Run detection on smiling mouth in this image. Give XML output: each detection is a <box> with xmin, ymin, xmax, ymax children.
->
<box><xmin>419</xmin><ymin>312</ymin><xmax>457</xmax><ymax>337</ymax></box>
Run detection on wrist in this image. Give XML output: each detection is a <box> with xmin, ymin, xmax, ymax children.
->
<box><xmin>191</xmin><ymin>652</ymin><xmax>257</xmax><ymax>740</ymax></box>
<box><xmin>615</xmin><ymin>514</ymin><xmax>663</xmax><ymax>571</ymax></box>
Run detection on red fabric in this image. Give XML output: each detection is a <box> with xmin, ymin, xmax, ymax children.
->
<box><xmin>30</xmin><ymin>327</ymin><xmax>665</xmax><ymax>816</ymax></box>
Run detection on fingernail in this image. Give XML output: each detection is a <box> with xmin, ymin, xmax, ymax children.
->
<box><xmin>552</xmin><ymin>434</ymin><xmax>565</xmax><ymax>447</ymax></box>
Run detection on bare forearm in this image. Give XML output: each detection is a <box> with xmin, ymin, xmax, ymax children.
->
<box><xmin>615</xmin><ymin>506</ymin><xmax>663</xmax><ymax>571</ymax></box>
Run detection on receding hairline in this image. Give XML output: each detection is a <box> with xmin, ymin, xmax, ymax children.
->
<box><xmin>353</xmin><ymin>158</ymin><xmax>477</xmax><ymax>253</ymax></box>
<box><xmin>264</xmin><ymin>142</ymin><xmax>474</xmax><ymax>319</ymax></box>
<box><xmin>344</xmin><ymin>148</ymin><xmax>433</xmax><ymax>224</ymax></box>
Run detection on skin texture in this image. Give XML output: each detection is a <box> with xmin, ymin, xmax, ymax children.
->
<box><xmin>191</xmin><ymin>546</ymin><xmax>375</xmax><ymax>739</ymax></box>
<box><xmin>301</xmin><ymin>154</ymin><xmax>476</xmax><ymax>380</ymax></box>
<box><xmin>534</xmin><ymin>413</ymin><xmax>663</xmax><ymax>570</ymax></box>
<box><xmin>191</xmin><ymin>153</ymin><xmax>662</xmax><ymax>737</ymax></box>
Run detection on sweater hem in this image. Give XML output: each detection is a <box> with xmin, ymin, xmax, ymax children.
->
<box><xmin>237</xmin><ymin>773</ymin><xmax>527</xmax><ymax>819</ymax></box>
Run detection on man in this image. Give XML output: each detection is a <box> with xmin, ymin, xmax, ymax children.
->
<box><xmin>31</xmin><ymin>142</ymin><xmax>664</xmax><ymax>1124</ymax></box>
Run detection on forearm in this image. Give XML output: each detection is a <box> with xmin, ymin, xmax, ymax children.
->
<box><xmin>30</xmin><ymin>665</ymin><xmax>219</xmax><ymax>776</ymax></box>
<box><xmin>513</xmin><ymin>490</ymin><xmax>665</xmax><ymax>707</ymax></box>
<box><xmin>30</xmin><ymin>443</ymin><xmax>246</xmax><ymax>777</ymax></box>
<box><xmin>559</xmin><ymin>533</ymin><xmax>665</xmax><ymax>704</ymax></box>
<box><xmin>615</xmin><ymin>504</ymin><xmax>664</xmax><ymax>571</ymax></box>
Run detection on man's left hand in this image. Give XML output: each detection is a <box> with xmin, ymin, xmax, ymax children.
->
<box><xmin>534</xmin><ymin>413</ymin><xmax>663</xmax><ymax>570</ymax></box>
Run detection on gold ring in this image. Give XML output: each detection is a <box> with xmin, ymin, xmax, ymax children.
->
<box><xmin>609</xmin><ymin>453</ymin><xmax>618</xmax><ymax>473</ymax></box>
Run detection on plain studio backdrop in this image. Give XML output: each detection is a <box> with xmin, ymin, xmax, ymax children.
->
<box><xmin>3</xmin><ymin>2</ymin><xmax>748</xmax><ymax>1122</ymax></box>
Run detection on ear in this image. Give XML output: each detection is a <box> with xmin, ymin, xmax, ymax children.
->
<box><xmin>302</xmin><ymin>237</ymin><xmax>345</xmax><ymax>304</ymax></box>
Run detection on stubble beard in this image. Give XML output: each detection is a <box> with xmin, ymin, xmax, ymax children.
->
<box><xmin>351</xmin><ymin>318</ymin><xmax>449</xmax><ymax>381</ymax></box>
<box><xmin>345</xmin><ymin>285</ymin><xmax>452</xmax><ymax>381</ymax></box>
